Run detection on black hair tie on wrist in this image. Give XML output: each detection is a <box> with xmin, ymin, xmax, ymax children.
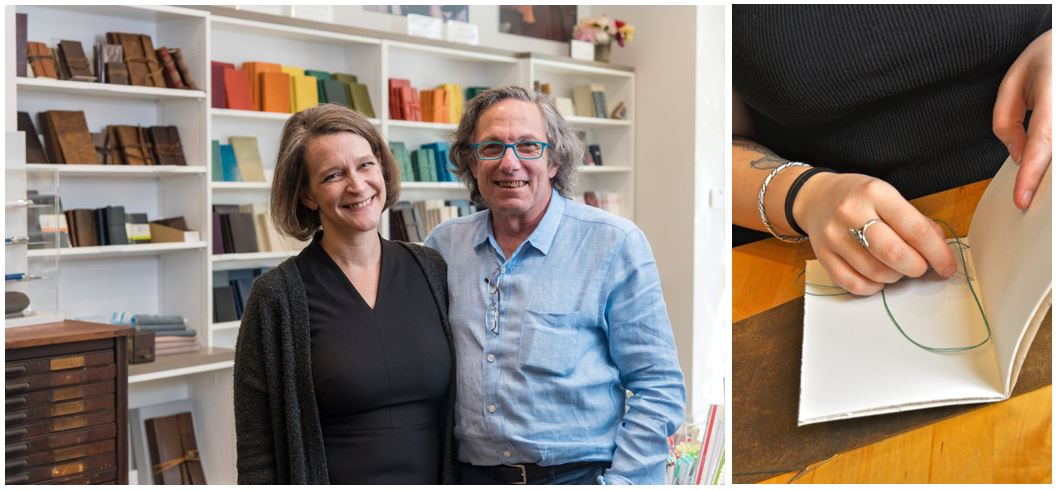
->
<box><xmin>785</xmin><ymin>167</ymin><xmax>835</xmax><ymax>237</ymax></box>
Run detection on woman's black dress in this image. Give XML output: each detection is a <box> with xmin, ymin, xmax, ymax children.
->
<box><xmin>296</xmin><ymin>232</ymin><xmax>451</xmax><ymax>484</ymax></box>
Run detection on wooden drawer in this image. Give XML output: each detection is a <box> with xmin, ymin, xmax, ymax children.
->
<box><xmin>5</xmin><ymin>364</ymin><xmax>116</xmax><ymax>395</ymax></box>
<box><xmin>4</xmin><ymin>452</ymin><xmax>115</xmax><ymax>484</ymax></box>
<box><xmin>5</xmin><ymin>439</ymin><xmax>114</xmax><ymax>475</ymax></box>
<box><xmin>39</xmin><ymin>467</ymin><xmax>116</xmax><ymax>484</ymax></box>
<box><xmin>5</xmin><ymin>381</ymin><xmax>114</xmax><ymax>410</ymax></box>
<box><xmin>6</xmin><ymin>409</ymin><xmax>115</xmax><ymax>444</ymax></box>
<box><xmin>5</xmin><ymin>350</ymin><xmax>114</xmax><ymax>378</ymax></box>
<box><xmin>6</xmin><ymin>423</ymin><xmax>115</xmax><ymax>457</ymax></box>
<box><xmin>6</xmin><ymin>394</ymin><xmax>114</xmax><ymax>426</ymax></box>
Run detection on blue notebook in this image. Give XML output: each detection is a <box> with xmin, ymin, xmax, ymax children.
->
<box><xmin>219</xmin><ymin>144</ymin><xmax>241</xmax><ymax>182</ymax></box>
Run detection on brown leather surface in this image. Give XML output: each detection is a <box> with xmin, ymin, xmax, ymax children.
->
<box><xmin>41</xmin><ymin>111</ymin><xmax>97</xmax><ymax>164</ymax></box>
<box><xmin>147</xmin><ymin>126</ymin><xmax>186</xmax><ymax>166</ymax></box>
<box><xmin>169</xmin><ymin>48</ymin><xmax>198</xmax><ymax>90</ymax></box>
<box><xmin>27</xmin><ymin>41</ymin><xmax>58</xmax><ymax>79</ymax></box>
<box><xmin>732</xmin><ymin>297</ymin><xmax>1052</xmax><ymax>484</ymax></box>
<box><xmin>57</xmin><ymin>40</ymin><xmax>95</xmax><ymax>82</ymax></box>
<box><xmin>112</xmin><ymin>125</ymin><xmax>153</xmax><ymax>165</ymax></box>
<box><xmin>156</xmin><ymin>47</ymin><xmax>184</xmax><ymax>89</ymax></box>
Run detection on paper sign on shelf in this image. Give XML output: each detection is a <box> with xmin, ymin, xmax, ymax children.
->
<box><xmin>291</xmin><ymin>5</ymin><xmax>334</xmax><ymax>24</ymax></box>
<box><xmin>407</xmin><ymin>13</ymin><xmax>444</xmax><ymax>40</ymax></box>
<box><xmin>570</xmin><ymin>40</ymin><xmax>594</xmax><ymax>61</ymax></box>
<box><xmin>445</xmin><ymin>20</ymin><xmax>479</xmax><ymax>45</ymax></box>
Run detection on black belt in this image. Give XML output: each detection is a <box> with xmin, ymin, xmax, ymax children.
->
<box><xmin>461</xmin><ymin>461</ymin><xmax>609</xmax><ymax>484</ymax></box>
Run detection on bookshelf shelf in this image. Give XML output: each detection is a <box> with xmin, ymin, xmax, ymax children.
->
<box><xmin>127</xmin><ymin>347</ymin><xmax>235</xmax><ymax>384</ymax></box>
<box><xmin>387</xmin><ymin>120</ymin><xmax>459</xmax><ymax>131</ymax></box>
<box><xmin>566</xmin><ymin>116</ymin><xmax>632</xmax><ymax>128</ymax></box>
<box><xmin>529</xmin><ymin>57</ymin><xmax>635</xmax><ymax>79</ymax></box>
<box><xmin>211</xmin><ymin>321</ymin><xmax>240</xmax><ymax>331</ymax></box>
<box><xmin>211</xmin><ymin>13</ymin><xmax>380</xmax><ymax>46</ymax></box>
<box><xmin>211</xmin><ymin>181</ymin><xmax>272</xmax><ymax>190</ymax></box>
<box><xmin>387</xmin><ymin>40</ymin><xmax>518</xmax><ymax>64</ymax></box>
<box><xmin>212</xmin><ymin>108</ymin><xmax>380</xmax><ymax>126</ymax></box>
<box><xmin>579</xmin><ymin>166</ymin><xmax>633</xmax><ymax>174</ymax></box>
<box><xmin>27</xmin><ymin>242</ymin><xmax>207</xmax><ymax>260</ymax></box>
<box><xmin>211</xmin><ymin>251</ymin><xmax>299</xmax><ymax>271</ymax></box>
<box><xmin>16</xmin><ymin>77</ymin><xmax>207</xmax><ymax>101</ymax></box>
<box><xmin>25</xmin><ymin>164</ymin><xmax>207</xmax><ymax>177</ymax></box>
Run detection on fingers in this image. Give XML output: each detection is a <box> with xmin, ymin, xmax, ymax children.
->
<box><xmin>993</xmin><ymin>66</ymin><xmax>1029</xmax><ymax>165</ymax></box>
<box><xmin>1014</xmin><ymin>83</ymin><xmax>1052</xmax><ymax>209</ymax></box>
<box><xmin>816</xmin><ymin>249</ymin><xmax>883</xmax><ymax>296</ymax></box>
<box><xmin>860</xmin><ymin>220</ymin><xmax>930</xmax><ymax>278</ymax></box>
<box><xmin>875</xmin><ymin>196</ymin><xmax>956</xmax><ymax>278</ymax></box>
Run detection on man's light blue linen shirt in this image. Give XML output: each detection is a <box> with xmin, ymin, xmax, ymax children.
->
<box><xmin>424</xmin><ymin>189</ymin><xmax>686</xmax><ymax>485</ymax></box>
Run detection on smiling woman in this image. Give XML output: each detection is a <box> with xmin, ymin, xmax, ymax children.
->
<box><xmin>233</xmin><ymin>104</ymin><xmax>458</xmax><ymax>484</ymax></box>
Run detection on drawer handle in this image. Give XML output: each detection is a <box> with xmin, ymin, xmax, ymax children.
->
<box><xmin>5</xmin><ymin>474</ymin><xmax>29</xmax><ymax>485</ymax></box>
<box><xmin>5</xmin><ymin>430</ymin><xmax>28</xmax><ymax>442</ymax></box>
<box><xmin>5</xmin><ymin>443</ymin><xmax>28</xmax><ymax>455</ymax></box>
<box><xmin>5</xmin><ymin>459</ymin><xmax>26</xmax><ymax>472</ymax></box>
<box><xmin>5</xmin><ymin>365</ymin><xmax>26</xmax><ymax>376</ymax></box>
<box><xmin>5</xmin><ymin>382</ymin><xmax>30</xmax><ymax>395</ymax></box>
<box><xmin>5</xmin><ymin>396</ymin><xmax>26</xmax><ymax>406</ymax></box>
<box><xmin>5</xmin><ymin>412</ymin><xmax>26</xmax><ymax>424</ymax></box>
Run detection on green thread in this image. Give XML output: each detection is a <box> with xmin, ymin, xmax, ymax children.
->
<box><xmin>800</xmin><ymin>220</ymin><xmax>991</xmax><ymax>354</ymax></box>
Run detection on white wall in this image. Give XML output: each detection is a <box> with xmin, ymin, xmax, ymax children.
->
<box><xmin>591</xmin><ymin>6</ymin><xmax>725</xmax><ymax>420</ymax></box>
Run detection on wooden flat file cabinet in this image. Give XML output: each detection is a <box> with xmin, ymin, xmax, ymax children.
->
<box><xmin>5</xmin><ymin>321</ymin><xmax>133</xmax><ymax>484</ymax></box>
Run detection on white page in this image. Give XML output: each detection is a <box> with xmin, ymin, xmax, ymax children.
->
<box><xmin>799</xmin><ymin>256</ymin><xmax>1004</xmax><ymax>425</ymax></box>
<box><xmin>966</xmin><ymin>158</ymin><xmax>1052</xmax><ymax>394</ymax></box>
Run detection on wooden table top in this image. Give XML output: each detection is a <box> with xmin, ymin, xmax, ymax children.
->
<box><xmin>734</xmin><ymin>179</ymin><xmax>1052</xmax><ymax>483</ymax></box>
<box><xmin>6</xmin><ymin>320</ymin><xmax>135</xmax><ymax>350</ymax></box>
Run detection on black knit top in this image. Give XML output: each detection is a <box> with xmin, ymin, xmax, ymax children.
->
<box><xmin>734</xmin><ymin>5</ymin><xmax>1051</xmax><ymax>200</ymax></box>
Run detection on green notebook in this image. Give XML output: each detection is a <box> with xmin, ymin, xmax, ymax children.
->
<box><xmin>351</xmin><ymin>82</ymin><xmax>376</xmax><ymax>118</ymax></box>
<box><xmin>305</xmin><ymin>70</ymin><xmax>331</xmax><ymax>104</ymax></box>
<box><xmin>211</xmin><ymin>140</ymin><xmax>223</xmax><ymax>182</ymax></box>
<box><xmin>319</xmin><ymin>79</ymin><xmax>352</xmax><ymax>108</ymax></box>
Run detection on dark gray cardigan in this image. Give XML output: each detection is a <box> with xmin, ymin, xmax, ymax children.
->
<box><xmin>233</xmin><ymin>242</ymin><xmax>456</xmax><ymax>484</ymax></box>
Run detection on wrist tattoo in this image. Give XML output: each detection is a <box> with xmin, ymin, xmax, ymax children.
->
<box><xmin>734</xmin><ymin>136</ymin><xmax>789</xmax><ymax>170</ymax></box>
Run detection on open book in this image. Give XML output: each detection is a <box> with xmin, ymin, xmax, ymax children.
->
<box><xmin>799</xmin><ymin>157</ymin><xmax>1052</xmax><ymax>426</ymax></box>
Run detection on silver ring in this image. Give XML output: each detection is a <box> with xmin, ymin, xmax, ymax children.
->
<box><xmin>849</xmin><ymin>218</ymin><xmax>879</xmax><ymax>249</ymax></box>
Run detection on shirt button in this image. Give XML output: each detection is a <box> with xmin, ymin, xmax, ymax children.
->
<box><xmin>487</xmin><ymin>404</ymin><xmax>496</xmax><ymax>413</ymax></box>
<box><xmin>487</xmin><ymin>354</ymin><xmax>496</xmax><ymax>362</ymax></box>
<box><xmin>503</xmin><ymin>450</ymin><xmax>512</xmax><ymax>458</ymax></box>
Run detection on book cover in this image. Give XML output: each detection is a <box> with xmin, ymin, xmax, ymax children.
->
<box><xmin>229</xmin><ymin>136</ymin><xmax>266</xmax><ymax>182</ymax></box>
<box><xmin>223</xmin><ymin>68</ymin><xmax>253</xmax><ymax>111</ymax></box>
<box><xmin>210</xmin><ymin>61</ymin><xmax>234</xmax><ymax>108</ymax></box>
<box><xmin>106</xmin><ymin>205</ymin><xmax>129</xmax><ymax>245</ymax></box>
<box><xmin>219</xmin><ymin>144</ymin><xmax>241</xmax><ymax>182</ymax></box>
<box><xmin>259</xmin><ymin>71</ymin><xmax>291</xmax><ymax>114</ymax></box>
<box><xmin>291</xmin><ymin>75</ymin><xmax>319</xmax><ymax>113</ymax></box>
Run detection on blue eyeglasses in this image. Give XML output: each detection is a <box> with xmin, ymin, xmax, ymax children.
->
<box><xmin>472</xmin><ymin>141</ymin><xmax>551</xmax><ymax>160</ymax></box>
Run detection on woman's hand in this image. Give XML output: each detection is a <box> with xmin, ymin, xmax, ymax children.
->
<box><xmin>994</xmin><ymin>30</ymin><xmax>1051</xmax><ymax>210</ymax></box>
<box><xmin>792</xmin><ymin>172</ymin><xmax>957</xmax><ymax>295</ymax></box>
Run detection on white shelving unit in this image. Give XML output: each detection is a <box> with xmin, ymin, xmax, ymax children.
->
<box><xmin>8</xmin><ymin>5</ymin><xmax>637</xmax><ymax>484</ymax></box>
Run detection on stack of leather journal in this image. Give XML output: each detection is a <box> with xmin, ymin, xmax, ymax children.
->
<box><xmin>18</xmin><ymin>111</ymin><xmax>186</xmax><ymax>166</ymax></box>
<box><xmin>144</xmin><ymin>412</ymin><xmax>206</xmax><ymax>484</ymax></box>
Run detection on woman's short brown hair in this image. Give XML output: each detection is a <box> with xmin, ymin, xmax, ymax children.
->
<box><xmin>270</xmin><ymin>104</ymin><xmax>400</xmax><ymax>241</ymax></box>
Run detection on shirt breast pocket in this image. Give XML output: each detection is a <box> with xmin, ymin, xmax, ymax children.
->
<box><xmin>519</xmin><ymin>310</ymin><xmax>583</xmax><ymax>377</ymax></box>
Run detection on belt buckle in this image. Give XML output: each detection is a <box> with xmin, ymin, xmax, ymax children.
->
<box><xmin>504</xmin><ymin>464</ymin><xmax>527</xmax><ymax>485</ymax></box>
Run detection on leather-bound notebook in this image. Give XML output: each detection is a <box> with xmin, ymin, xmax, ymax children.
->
<box><xmin>291</xmin><ymin>74</ymin><xmax>318</xmax><ymax>113</ymax></box>
<box><xmin>57</xmin><ymin>40</ymin><xmax>96</xmax><ymax>82</ymax></box>
<box><xmin>112</xmin><ymin>125</ymin><xmax>154</xmax><ymax>165</ymax></box>
<box><xmin>104</xmin><ymin>125</ymin><xmax>124</xmax><ymax>164</ymax></box>
<box><xmin>98</xmin><ymin>43</ymin><xmax>127</xmax><ymax>84</ymax></box>
<box><xmin>228</xmin><ymin>136</ymin><xmax>266</xmax><ymax>182</ymax></box>
<box><xmin>144</xmin><ymin>412</ymin><xmax>206</xmax><ymax>484</ymax></box>
<box><xmin>17</xmin><ymin>111</ymin><xmax>48</xmax><ymax>164</ymax></box>
<box><xmin>213</xmin><ymin>286</ymin><xmax>238</xmax><ymax>322</ymax></box>
<box><xmin>108</xmin><ymin>32</ymin><xmax>165</xmax><ymax>88</ymax></box>
<box><xmin>320</xmin><ymin>79</ymin><xmax>351</xmax><ymax>108</ymax></box>
<box><xmin>223</xmin><ymin>68</ymin><xmax>253</xmax><ymax>110</ymax></box>
<box><xmin>94</xmin><ymin>207</ymin><xmax>110</xmax><ymax>245</ymax></box>
<box><xmin>16</xmin><ymin>13</ymin><xmax>27</xmax><ymax>77</ymax></box>
<box><xmin>260</xmin><ymin>71</ymin><xmax>291</xmax><ymax>114</ymax></box>
<box><xmin>351</xmin><ymin>82</ymin><xmax>376</xmax><ymax>118</ymax></box>
<box><xmin>155</xmin><ymin>47</ymin><xmax>185</xmax><ymax>89</ymax></box>
<box><xmin>169</xmin><ymin>48</ymin><xmax>198</xmax><ymax>90</ymax></box>
<box><xmin>731</xmin><ymin>297</ymin><xmax>1052</xmax><ymax>483</ymax></box>
<box><xmin>41</xmin><ymin>111</ymin><xmax>98</xmax><ymax>164</ymax></box>
<box><xmin>210</xmin><ymin>61</ymin><xmax>234</xmax><ymax>108</ymax></box>
<box><xmin>27</xmin><ymin>41</ymin><xmax>58</xmax><ymax>79</ymax></box>
<box><xmin>54</xmin><ymin>46</ymin><xmax>71</xmax><ymax>80</ymax></box>
<box><xmin>67</xmin><ymin>209</ymin><xmax>99</xmax><ymax>247</ymax></box>
<box><xmin>91</xmin><ymin>131</ymin><xmax>108</xmax><ymax>164</ymax></box>
<box><xmin>103</xmin><ymin>205</ymin><xmax>129</xmax><ymax>245</ymax></box>
<box><xmin>242</xmin><ymin>61</ymin><xmax>281</xmax><ymax>110</ymax></box>
<box><xmin>147</xmin><ymin>126</ymin><xmax>186</xmax><ymax>165</ymax></box>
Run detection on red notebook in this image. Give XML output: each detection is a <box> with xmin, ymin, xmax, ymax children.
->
<box><xmin>210</xmin><ymin>61</ymin><xmax>234</xmax><ymax>108</ymax></box>
<box><xmin>223</xmin><ymin>68</ymin><xmax>253</xmax><ymax>111</ymax></box>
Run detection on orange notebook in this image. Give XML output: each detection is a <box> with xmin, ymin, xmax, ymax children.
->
<box><xmin>421</xmin><ymin>89</ymin><xmax>434</xmax><ymax>122</ymax></box>
<box><xmin>223</xmin><ymin>68</ymin><xmax>253</xmax><ymax>111</ymax></box>
<box><xmin>260</xmin><ymin>72</ymin><xmax>291</xmax><ymax>113</ymax></box>
<box><xmin>242</xmin><ymin>61</ymin><xmax>281</xmax><ymax>111</ymax></box>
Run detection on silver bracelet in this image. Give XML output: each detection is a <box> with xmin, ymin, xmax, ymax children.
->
<box><xmin>757</xmin><ymin>161</ymin><xmax>810</xmax><ymax>243</ymax></box>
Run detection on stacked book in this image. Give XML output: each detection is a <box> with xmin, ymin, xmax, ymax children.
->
<box><xmin>211</xmin><ymin>61</ymin><xmax>374</xmax><ymax>116</ymax></box>
<box><xmin>18</xmin><ymin>110</ymin><xmax>186</xmax><ymax>165</ymax></box>
<box><xmin>213</xmin><ymin>268</ymin><xmax>269</xmax><ymax>323</ymax></box>
<box><xmin>31</xmin><ymin>196</ymin><xmax>194</xmax><ymax>248</ymax></box>
<box><xmin>572</xmin><ymin>83</ymin><xmax>610</xmax><ymax>119</ymax></box>
<box><xmin>133</xmin><ymin>314</ymin><xmax>199</xmax><ymax>356</ymax></box>
<box><xmin>389</xmin><ymin>141</ymin><xmax>458</xmax><ymax>183</ymax></box>
<box><xmin>389</xmin><ymin>199</ymin><xmax>478</xmax><ymax>242</ymax></box>
<box><xmin>16</xmin><ymin>16</ymin><xmax>199</xmax><ymax>90</ymax></box>
<box><xmin>212</xmin><ymin>204</ymin><xmax>305</xmax><ymax>255</ymax></box>
<box><xmin>211</xmin><ymin>136</ymin><xmax>266</xmax><ymax>182</ymax></box>
<box><xmin>389</xmin><ymin>79</ymin><xmax>485</xmax><ymax>123</ymax></box>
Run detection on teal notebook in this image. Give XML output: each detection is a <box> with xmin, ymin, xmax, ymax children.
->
<box><xmin>219</xmin><ymin>144</ymin><xmax>241</xmax><ymax>182</ymax></box>
<box><xmin>211</xmin><ymin>140</ymin><xmax>223</xmax><ymax>182</ymax></box>
<box><xmin>320</xmin><ymin>79</ymin><xmax>352</xmax><ymax>108</ymax></box>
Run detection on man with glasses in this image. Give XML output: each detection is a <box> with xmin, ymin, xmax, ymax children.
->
<box><xmin>424</xmin><ymin>86</ymin><xmax>685</xmax><ymax>484</ymax></box>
